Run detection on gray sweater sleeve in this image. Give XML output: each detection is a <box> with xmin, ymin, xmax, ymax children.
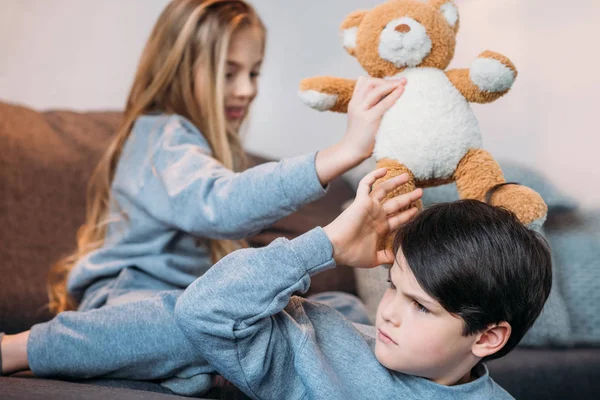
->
<box><xmin>138</xmin><ymin>117</ymin><xmax>328</xmax><ymax>239</ymax></box>
<box><xmin>174</xmin><ymin>228</ymin><xmax>336</xmax><ymax>398</ymax></box>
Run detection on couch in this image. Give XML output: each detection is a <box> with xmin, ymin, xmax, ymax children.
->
<box><xmin>1</xmin><ymin>101</ymin><xmax>599</xmax><ymax>399</ymax></box>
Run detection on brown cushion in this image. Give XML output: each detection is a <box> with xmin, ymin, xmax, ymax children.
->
<box><xmin>0</xmin><ymin>101</ymin><xmax>355</xmax><ymax>334</ymax></box>
<box><xmin>0</xmin><ymin>102</ymin><xmax>121</xmax><ymax>333</ymax></box>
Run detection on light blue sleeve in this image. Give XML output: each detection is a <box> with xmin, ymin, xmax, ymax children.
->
<box><xmin>174</xmin><ymin>228</ymin><xmax>336</xmax><ymax>399</ymax></box>
<box><xmin>138</xmin><ymin>117</ymin><xmax>328</xmax><ymax>239</ymax></box>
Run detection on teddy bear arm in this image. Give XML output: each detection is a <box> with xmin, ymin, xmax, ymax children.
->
<box><xmin>445</xmin><ymin>69</ymin><xmax>507</xmax><ymax>104</ymax></box>
<box><xmin>446</xmin><ymin>51</ymin><xmax>517</xmax><ymax>104</ymax></box>
<box><xmin>299</xmin><ymin>76</ymin><xmax>356</xmax><ymax>113</ymax></box>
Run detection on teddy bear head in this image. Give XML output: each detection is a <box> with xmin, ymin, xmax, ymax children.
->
<box><xmin>341</xmin><ymin>0</ymin><xmax>460</xmax><ymax>78</ymax></box>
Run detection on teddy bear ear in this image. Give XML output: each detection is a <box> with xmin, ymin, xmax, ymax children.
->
<box><xmin>340</xmin><ymin>10</ymin><xmax>368</xmax><ymax>57</ymax></box>
<box><xmin>428</xmin><ymin>0</ymin><xmax>460</xmax><ymax>29</ymax></box>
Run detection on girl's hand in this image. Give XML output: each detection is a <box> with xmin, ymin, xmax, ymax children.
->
<box><xmin>314</xmin><ymin>77</ymin><xmax>406</xmax><ymax>186</ymax></box>
<box><xmin>342</xmin><ymin>76</ymin><xmax>406</xmax><ymax>162</ymax></box>
<box><xmin>323</xmin><ymin>168</ymin><xmax>422</xmax><ymax>269</ymax></box>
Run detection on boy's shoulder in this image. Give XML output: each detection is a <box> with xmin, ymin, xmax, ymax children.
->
<box><xmin>487</xmin><ymin>376</ymin><xmax>515</xmax><ymax>399</ymax></box>
<box><xmin>398</xmin><ymin>364</ymin><xmax>515</xmax><ymax>400</ymax></box>
<box><xmin>288</xmin><ymin>298</ymin><xmax>516</xmax><ymax>399</ymax></box>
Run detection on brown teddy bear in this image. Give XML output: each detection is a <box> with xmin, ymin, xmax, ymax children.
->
<box><xmin>299</xmin><ymin>0</ymin><xmax>547</xmax><ymax>245</ymax></box>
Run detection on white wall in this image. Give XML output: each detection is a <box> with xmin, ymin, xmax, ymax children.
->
<box><xmin>1</xmin><ymin>0</ymin><xmax>599</xmax><ymax>208</ymax></box>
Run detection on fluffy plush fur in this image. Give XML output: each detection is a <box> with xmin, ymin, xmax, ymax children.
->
<box><xmin>298</xmin><ymin>0</ymin><xmax>547</xmax><ymax>246</ymax></box>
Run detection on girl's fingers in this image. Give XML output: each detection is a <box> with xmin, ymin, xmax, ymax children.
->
<box><xmin>371</xmin><ymin>173</ymin><xmax>410</xmax><ymax>202</ymax></box>
<box><xmin>382</xmin><ymin>188</ymin><xmax>423</xmax><ymax>215</ymax></box>
<box><xmin>353</xmin><ymin>76</ymin><xmax>368</xmax><ymax>98</ymax></box>
<box><xmin>387</xmin><ymin>206</ymin><xmax>419</xmax><ymax>231</ymax></box>
<box><xmin>357</xmin><ymin>168</ymin><xmax>388</xmax><ymax>197</ymax></box>
<box><xmin>363</xmin><ymin>81</ymin><xmax>405</xmax><ymax>109</ymax></box>
<box><xmin>372</xmin><ymin>82</ymin><xmax>405</xmax><ymax>115</ymax></box>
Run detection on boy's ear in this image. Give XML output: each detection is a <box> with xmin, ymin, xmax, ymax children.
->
<box><xmin>426</xmin><ymin>0</ymin><xmax>460</xmax><ymax>30</ymax></box>
<box><xmin>340</xmin><ymin>10</ymin><xmax>368</xmax><ymax>57</ymax></box>
<box><xmin>472</xmin><ymin>322</ymin><xmax>511</xmax><ymax>359</ymax></box>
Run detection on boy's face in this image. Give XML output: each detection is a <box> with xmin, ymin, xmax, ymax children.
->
<box><xmin>374</xmin><ymin>251</ymin><xmax>479</xmax><ymax>384</ymax></box>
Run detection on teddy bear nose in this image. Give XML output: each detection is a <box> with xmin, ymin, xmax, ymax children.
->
<box><xmin>395</xmin><ymin>24</ymin><xmax>411</xmax><ymax>33</ymax></box>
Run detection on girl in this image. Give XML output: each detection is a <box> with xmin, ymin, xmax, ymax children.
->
<box><xmin>45</xmin><ymin>0</ymin><xmax>406</xmax><ymax>315</ymax></box>
<box><xmin>2</xmin><ymin>0</ymin><xmax>405</xmax><ymax>388</ymax></box>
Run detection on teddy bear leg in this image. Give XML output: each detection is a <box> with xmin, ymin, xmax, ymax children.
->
<box><xmin>454</xmin><ymin>149</ymin><xmax>548</xmax><ymax>229</ymax></box>
<box><xmin>373</xmin><ymin>158</ymin><xmax>422</xmax><ymax>251</ymax></box>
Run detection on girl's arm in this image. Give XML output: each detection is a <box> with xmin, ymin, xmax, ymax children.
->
<box><xmin>141</xmin><ymin>124</ymin><xmax>328</xmax><ymax>239</ymax></box>
<box><xmin>139</xmin><ymin>78</ymin><xmax>406</xmax><ymax>239</ymax></box>
<box><xmin>174</xmin><ymin>170</ymin><xmax>422</xmax><ymax>398</ymax></box>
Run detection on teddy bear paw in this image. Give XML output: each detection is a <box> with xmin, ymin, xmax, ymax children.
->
<box><xmin>298</xmin><ymin>90</ymin><xmax>338</xmax><ymax>111</ymax></box>
<box><xmin>470</xmin><ymin>57</ymin><xmax>516</xmax><ymax>93</ymax></box>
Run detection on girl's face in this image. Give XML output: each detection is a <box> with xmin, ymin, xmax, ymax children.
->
<box><xmin>223</xmin><ymin>26</ymin><xmax>263</xmax><ymax>130</ymax></box>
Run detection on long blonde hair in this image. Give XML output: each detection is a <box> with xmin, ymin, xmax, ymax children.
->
<box><xmin>48</xmin><ymin>0</ymin><xmax>266</xmax><ymax>314</ymax></box>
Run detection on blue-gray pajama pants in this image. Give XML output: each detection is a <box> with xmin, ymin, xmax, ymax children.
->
<box><xmin>29</xmin><ymin>268</ymin><xmax>370</xmax><ymax>396</ymax></box>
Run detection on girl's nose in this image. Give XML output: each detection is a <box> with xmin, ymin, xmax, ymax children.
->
<box><xmin>234</xmin><ymin>77</ymin><xmax>255</xmax><ymax>98</ymax></box>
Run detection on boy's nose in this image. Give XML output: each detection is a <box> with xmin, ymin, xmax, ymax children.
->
<box><xmin>382</xmin><ymin>306</ymin><xmax>402</xmax><ymax>327</ymax></box>
<box><xmin>395</xmin><ymin>24</ymin><xmax>411</xmax><ymax>33</ymax></box>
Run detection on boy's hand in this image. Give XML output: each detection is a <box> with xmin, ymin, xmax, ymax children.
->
<box><xmin>323</xmin><ymin>168</ymin><xmax>422</xmax><ymax>269</ymax></box>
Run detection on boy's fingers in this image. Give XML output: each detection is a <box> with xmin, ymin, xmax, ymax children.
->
<box><xmin>357</xmin><ymin>168</ymin><xmax>388</xmax><ymax>197</ymax></box>
<box><xmin>375</xmin><ymin>249</ymin><xmax>396</xmax><ymax>266</ymax></box>
<box><xmin>372</xmin><ymin>83</ymin><xmax>405</xmax><ymax>115</ymax></box>
<box><xmin>387</xmin><ymin>206</ymin><xmax>419</xmax><ymax>230</ymax></box>
<box><xmin>363</xmin><ymin>81</ymin><xmax>405</xmax><ymax>109</ymax></box>
<box><xmin>382</xmin><ymin>188</ymin><xmax>423</xmax><ymax>215</ymax></box>
<box><xmin>371</xmin><ymin>174</ymin><xmax>410</xmax><ymax>202</ymax></box>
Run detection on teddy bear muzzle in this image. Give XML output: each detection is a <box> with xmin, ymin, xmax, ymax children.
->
<box><xmin>379</xmin><ymin>17</ymin><xmax>432</xmax><ymax>68</ymax></box>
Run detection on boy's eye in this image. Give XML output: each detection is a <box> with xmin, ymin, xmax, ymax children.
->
<box><xmin>250</xmin><ymin>71</ymin><xmax>261</xmax><ymax>79</ymax></box>
<box><xmin>225</xmin><ymin>72</ymin><xmax>235</xmax><ymax>80</ymax></box>
<box><xmin>386</xmin><ymin>279</ymin><xmax>396</xmax><ymax>290</ymax></box>
<box><xmin>413</xmin><ymin>301</ymin><xmax>430</xmax><ymax>314</ymax></box>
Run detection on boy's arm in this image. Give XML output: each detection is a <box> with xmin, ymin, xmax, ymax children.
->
<box><xmin>174</xmin><ymin>169</ymin><xmax>422</xmax><ymax>398</ymax></box>
<box><xmin>174</xmin><ymin>227</ymin><xmax>336</xmax><ymax>399</ymax></box>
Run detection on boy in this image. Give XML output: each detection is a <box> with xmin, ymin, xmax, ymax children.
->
<box><xmin>173</xmin><ymin>168</ymin><xmax>552</xmax><ymax>399</ymax></box>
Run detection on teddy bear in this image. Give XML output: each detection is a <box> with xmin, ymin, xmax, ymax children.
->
<box><xmin>299</xmin><ymin>0</ymin><xmax>547</xmax><ymax>245</ymax></box>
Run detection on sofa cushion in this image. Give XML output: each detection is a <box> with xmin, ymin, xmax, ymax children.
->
<box><xmin>488</xmin><ymin>348</ymin><xmax>600</xmax><ymax>400</ymax></box>
<box><xmin>0</xmin><ymin>102</ymin><xmax>120</xmax><ymax>333</ymax></box>
<box><xmin>545</xmin><ymin>211</ymin><xmax>600</xmax><ymax>345</ymax></box>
